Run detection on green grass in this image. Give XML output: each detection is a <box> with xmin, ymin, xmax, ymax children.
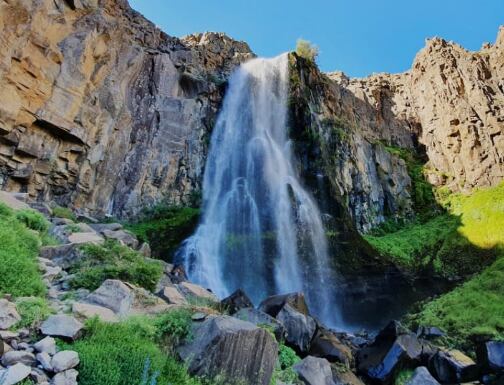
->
<box><xmin>365</xmin><ymin>182</ymin><xmax>504</xmax><ymax>277</ymax></box>
<box><xmin>62</xmin><ymin>317</ymin><xmax>206</xmax><ymax>385</ymax></box>
<box><xmin>14</xmin><ymin>297</ymin><xmax>53</xmax><ymax>329</ymax></box>
<box><xmin>52</xmin><ymin>205</ymin><xmax>76</xmax><ymax>221</ymax></box>
<box><xmin>408</xmin><ymin>255</ymin><xmax>504</xmax><ymax>349</ymax></box>
<box><xmin>15</xmin><ymin>209</ymin><xmax>49</xmax><ymax>232</ymax></box>
<box><xmin>125</xmin><ymin>204</ymin><xmax>200</xmax><ymax>261</ymax></box>
<box><xmin>394</xmin><ymin>369</ymin><xmax>414</xmax><ymax>385</ymax></box>
<box><xmin>70</xmin><ymin>240</ymin><xmax>163</xmax><ymax>292</ymax></box>
<box><xmin>154</xmin><ymin>308</ymin><xmax>193</xmax><ymax>350</ymax></box>
<box><xmin>0</xmin><ymin>203</ymin><xmax>46</xmax><ymax>298</ymax></box>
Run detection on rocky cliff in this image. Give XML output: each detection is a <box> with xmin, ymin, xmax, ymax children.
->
<box><xmin>0</xmin><ymin>0</ymin><xmax>252</xmax><ymax>218</ymax></box>
<box><xmin>290</xmin><ymin>27</ymin><xmax>504</xmax><ymax>231</ymax></box>
<box><xmin>0</xmin><ymin>0</ymin><xmax>502</xmax><ymax>232</ymax></box>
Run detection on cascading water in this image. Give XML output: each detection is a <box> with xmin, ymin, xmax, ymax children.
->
<box><xmin>180</xmin><ymin>54</ymin><xmax>340</xmax><ymax>326</ymax></box>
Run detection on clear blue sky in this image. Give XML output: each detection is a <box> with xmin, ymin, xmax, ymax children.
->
<box><xmin>129</xmin><ymin>0</ymin><xmax>503</xmax><ymax>78</ymax></box>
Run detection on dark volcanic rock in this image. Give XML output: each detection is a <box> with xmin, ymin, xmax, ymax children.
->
<box><xmin>405</xmin><ymin>367</ymin><xmax>440</xmax><ymax>385</ymax></box>
<box><xmin>177</xmin><ymin>315</ymin><xmax>278</xmax><ymax>385</ymax></box>
<box><xmin>221</xmin><ymin>289</ymin><xmax>254</xmax><ymax>314</ymax></box>
<box><xmin>234</xmin><ymin>308</ymin><xmax>286</xmax><ymax>341</ymax></box>
<box><xmin>293</xmin><ymin>356</ymin><xmax>336</xmax><ymax>385</ymax></box>
<box><xmin>429</xmin><ymin>349</ymin><xmax>479</xmax><ymax>384</ymax></box>
<box><xmin>416</xmin><ymin>327</ymin><xmax>445</xmax><ymax>341</ymax></box>
<box><xmin>478</xmin><ymin>341</ymin><xmax>504</xmax><ymax>374</ymax></box>
<box><xmin>277</xmin><ymin>304</ymin><xmax>317</xmax><ymax>354</ymax></box>
<box><xmin>309</xmin><ymin>328</ymin><xmax>353</xmax><ymax>366</ymax></box>
<box><xmin>259</xmin><ymin>292</ymin><xmax>310</xmax><ymax>317</ymax></box>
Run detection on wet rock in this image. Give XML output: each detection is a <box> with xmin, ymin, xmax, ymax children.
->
<box><xmin>234</xmin><ymin>308</ymin><xmax>286</xmax><ymax>341</ymax></box>
<box><xmin>40</xmin><ymin>315</ymin><xmax>83</xmax><ymax>341</ymax></box>
<box><xmin>0</xmin><ymin>363</ymin><xmax>31</xmax><ymax>385</ymax></box>
<box><xmin>178</xmin><ymin>315</ymin><xmax>278</xmax><ymax>385</ymax></box>
<box><xmin>259</xmin><ymin>292</ymin><xmax>310</xmax><ymax>317</ymax></box>
<box><xmin>357</xmin><ymin>322</ymin><xmax>423</xmax><ymax>384</ymax></box>
<box><xmin>429</xmin><ymin>349</ymin><xmax>479</xmax><ymax>383</ymax></box>
<box><xmin>293</xmin><ymin>356</ymin><xmax>335</xmax><ymax>385</ymax></box>
<box><xmin>178</xmin><ymin>282</ymin><xmax>218</xmax><ymax>302</ymax></box>
<box><xmin>51</xmin><ymin>369</ymin><xmax>79</xmax><ymax>385</ymax></box>
<box><xmin>1</xmin><ymin>350</ymin><xmax>36</xmax><ymax>366</ymax></box>
<box><xmin>85</xmin><ymin>279</ymin><xmax>134</xmax><ymax>316</ymax></box>
<box><xmin>309</xmin><ymin>328</ymin><xmax>353</xmax><ymax>366</ymax></box>
<box><xmin>478</xmin><ymin>341</ymin><xmax>504</xmax><ymax>373</ymax></box>
<box><xmin>33</xmin><ymin>337</ymin><xmax>57</xmax><ymax>355</ymax></box>
<box><xmin>277</xmin><ymin>304</ymin><xmax>317</xmax><ymax>354</ymax></box>
<box><xmin>51</xmin><ymin>351</ymin><xmax>79</xmax><ymax>373</ymax></box>
<box><xmin>0</xmin><ymin>299</ymin><xmax>21</xmax><ymax>329</ymax></box>
<box><xmin>405</xmin><ymin>367</ymin><xmax>440</xmax><ymax>385</ymax></box>
<box><xmin>72</xmin><ymin>302</ymin><xmax>119</xmax><ymax>323</ymax></box>
<box><xmin>221</xmin><ymin>289</ymin><xmax>254</xmax><ymax>314</ymax></box>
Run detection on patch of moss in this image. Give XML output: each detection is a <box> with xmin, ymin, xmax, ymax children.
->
<box><xmin>125</xmin><ymin>204</ymin><xmax>200</xmax><ymax>261</ymax></box>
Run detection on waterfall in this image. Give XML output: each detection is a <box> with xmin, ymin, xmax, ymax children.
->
<box><xmin>180</xmin><ymin>54</ymin><xmax>340</xmax><ymax>326</ymax></box>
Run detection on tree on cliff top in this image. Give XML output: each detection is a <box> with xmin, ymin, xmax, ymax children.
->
<box><xmin>296</xmin><ymin>39</ymin><xmax>319</xmax><ymax>62</ymax></box>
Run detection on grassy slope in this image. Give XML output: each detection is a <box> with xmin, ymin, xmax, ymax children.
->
<box><xmin>0</xmin><ymin>203</ymin><xmax>47</xmax><ymax>297</ymax></box>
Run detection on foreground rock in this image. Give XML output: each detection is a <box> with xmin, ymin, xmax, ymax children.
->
<box><xmin>221</xmin><ymin>289</ymin><xmax>254</xmax><ymax>314</ymax></box>
<box><xmin>405</xmin><ymin>367</ymin><xmax>440</xmax><ymax>385</ymax></box>
<box><xmin>234</xmin><ymin>308</ymin><xmax>286</xmax><ymax>341</ymax></box>
<box><xmin>0</xmin><ymin>299</ymin><xmax>21</xmax><ymax>330</ymax></box>
<box><xmin>0</xmin><ymin>363</ymin><xmax>31</xmax><ymax>385</ymax></box>
<box><xmin>84</xmin><ymin>279</ymin><xmax>134</xmax><ymax>316</ymax></box>
<box><xmin>277</xmin><ymin>304</ymin><xmax>317</xmax><ymax>353</ymax></box>
<box><xmin>478</xmin><ymin>341</ymin><xmax>504</xmax><ymax>373</ymax></box>
<box><xmin>52</xmin><ymin>368</ymin><xmax>79</xmax><ymax>385</ymax></box>
<box><xmin>293</xmin><ymin>356</ymin><xmax>335</xmax><ymax>385</ymax></box>
<box><xmin>429</xmin><ymin>349</ymin><xmax>478</xmax><ymax>383</ymax></box>
<box><xmin>40</xmin><ymin>315</ymin><xmax>83</xmax><ymax>340</ymax></box>
<box><xmin>309</xmin><ymin>328</ymin><xmax>353</xmax><ymax>366</ymax></box>
<box><xmin>178</xmin><ymin>315</ymin><xmax>278</xmax><ymax>385</ymax></box>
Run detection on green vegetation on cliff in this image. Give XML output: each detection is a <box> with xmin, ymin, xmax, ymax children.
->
<box><xmin>0</xmin><ymin>203</ymin><xmax>47</xmax><ymax>297</ymax></box>
<box><xmin>126</xmin><ymin>204</ymin><xmax>200</xmax><ymax>261</ymax></box>
<box><xmin>365</xmin><ymin>182</ymin><xmax>504</xmax><ymax>278</ymax></box>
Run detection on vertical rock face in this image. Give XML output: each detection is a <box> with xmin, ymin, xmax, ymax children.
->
<box><xmin>0</xmin><ymin>0</ymin><xmax>252</xmax><ymax>217</ymax></box>
<box><xmin>290</xmin><ymin>26</ymin><xmax>504</xmax><ymax>231</ymax></box>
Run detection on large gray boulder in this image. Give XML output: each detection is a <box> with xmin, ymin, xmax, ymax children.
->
<box><xmin>405</xmin><ymin>367</ymin><xmax>440</xmax><ymax>385</ymax></box>
<box><xmin>0</xmin><ymin>299</ymin><xmax>21</xmax><ymax>330</ymax></box>
<box><xmin>0</xmin><ymin>363</ymin><xmax>31</xmax><ymax>385</ymax></box>
<box><xmin>85</xmin><ymin>279</ymin><xmax>134</xmax><ymax>315</ymax></box>
<box><xmin>309</xmin><ymin>328</ymin><xmax>353</xmax><ymax>366</ymax></box>
<box><xmin>259</xmin><ymin>292</ymin><xmax>310</xmax><ymax>317</ymax></box>
<box><xmin>178</xmin><ymin>315</ymin><xmax>278</xmax><ymax>385</ymax></box>
<box><xmin>34</xmin><ymin>336</ymin><xmax>57</xmax><ymax>355</ymax></box>
<box><xmin>293</xmin><ymin>356</ymin><xmax>335</xmax><ymax>385</ymax></box>
<box><xmin>234</xmin><ymin>307</ymin><xmax>286</xmax><ymax>341</ymax></box>
<box><xmin>40</xmin><ymin>315</ymin><xmax>83</xmax><ymax>340</ymax></box>
<box><xmin>52</xmin><ymin>369</ymin><xmax>79</xmax><ymax>385</ymax></box>
<box><xmin>51</xmin><ymin>351</ymin><xmax>80</xmax><ymax>373</ymax></box>
<box><xmin>277</xmin><ymin>304</ymin><xmax>317</xmax><ymax>353</ymax></box>
<box><xmin>1</xmin><ymin>351</ymin><xmax>36</xmax><ymax>367</ymax></box>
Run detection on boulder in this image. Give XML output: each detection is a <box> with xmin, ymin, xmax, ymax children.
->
<box><xmin>0</xmin><ymin>341</ymin><xmax>12</xmax><ymax>356</ymax></box>
<box><xmin>0</xmin><ymin>331</ymin><xmax>18</xmax><ymax>341</ymax></box>
<box><xmin>85</xmin><ymin>279</ymin><xmax>134</xmax><ymax>315</ymax></box>
<box><xmin>293</xmin><ymin>356</ymin><xmax>335</xmax><ymax>385</ymax></box>
<box><xmin>72</xmin><ymin>302</ymin><xmax>119</xmax><ymax>322</ymax></box>
<box><xmin>29</xmin><ymin>367</ymin><xmax>48</xmax><ymax>384</ymax></box>
<box><xmin>178</xmin><ymin>315</ymin><xmax>278</xmax><ymax>385</ymax></box>
<box><xmin>416</xmin><ymin>327</ymin><xmax>445</xmax><ymax>340</ymax></box>
<box><xmin>67</xmin><ymin>232</ymin><xmax>104</xmax><ymax>245</ymax></box>
<box><xmin>0</xmin><ymin>299</ymin><xmax>21</xmax><ymax>330</ymax></box>
<box><xmin>178</xmin><ymin>282</ymin><xmax>218</xmax><ymax>302</ymax></box>
<box><xmin>331</xmin><ymin>367</ymin><xmax>366</xmax><ymax>385</ymax></box>
<box><xmin>39</xmin><ymin>244</ymin><xmax>84</xmax><ymax>269</ymax></box>
<box><xmin>309</xmin><ymin>328</ymin><xmax>353</xmax><ymax>366</ymax></box>
<box><xmin>40</xmin><ymin>315</ymin><xmax>83</xmax><ymax>340</ymax></box>
<box><xmin>357</xmin><ymin>322</ymin><xmax>423</xmax><ymax>384</ymax></box>
<box><xmin>405</xmin><ymin>367</ymin><xmax>440</xmax><ymax>385</ymax></box>
<box><xmin>221</xmin><ymin>289</ymin><xmax>254</xmax><ymax>314</ymax></box>
<box><xmin>37</xmin><ymin>352</ymin><xmax>53</xmax><ymax>371</ymax></box>
<box><xmin>0</xmin><ymin>363</ymin><xmax>31</xmax><ymax>385</ymax></box>
<box><xmin>102</xmin><ymin>229</ymin><xmax>138</xmax><ymax>248</ymax></box>
<box><xmin>277</xmin><ymin>304</ymin><xmax>317</xmax><ymax>353</ymax></box>
<box><xmin>1</xmin><ymin>350</ymin><xmax>36</xmax><ymax>366</ymax></box>
<box><xmin>158</xmin><ymin>286</ymin><xmax>187</xmax><ymax>306</ymax></box>
<box><xmin>259</xmin><ymin>292</ymin><xmax>310</xmax><ymax>317</ymax></box>
<box><xmin>52</xmin><ymin>369</ymin><xmax>79</xmax><ymax>385</ymax></box>
<box><xmin>51</xmin><ymin>351</ymin><xmax>80</xmax><ymax>373</ymax></box>
<box><xmin>234</xmin><ymin>308</ymin><xmax>286</xmax><ymax>341</ymax></box>
<box><xmin>89</xmin><ymin>223</ymin><xmax>123</xmax><ymax>233</ymax></box>
<box><xmin>429</xmin><ymin>349</ymin><xmax>479</xmax><ymax>383</ymax></box>
<box><xmin>477</xmin><ymin>341</ymin><xmax>504</xmax><ymax>373</ymax></box>
<box><xmin>34</xmin><ymin>337</ymin><xmax>57</xmax><ymax>355</ymax></box>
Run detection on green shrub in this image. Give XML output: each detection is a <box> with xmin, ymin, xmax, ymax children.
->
<box><xmin>154</xmin><ymin>308</ymin><xmax>193</xmax><ymax>348</ymax></box>
<box><xmin>14</xmin><ymin>297</ymin><xmax>52</xmax><ymax>329</ymax></box>
<box><xmin>408</xmin><ymin>255</ymin><xmax>504</xmax><ymax>350</ymax></box>
<box><xmin>271</xmin><ymin>343</ymin><xmax>301</xmax><ymax>384</ymax></box>
<box><xmin>66</xmin><ymin>223</ymin><xmax>82</xmax><ymax>233</ymax></box>
<box><xmin>394</xmin><ymin>369</ymin><xmax>414</xmax><ymax>385</ymax></box>
<box><xmin>62</xmin><ymin>318</ymin><xmax>204</xmax><ymax>385</ymax></box>
<box><xmin>70</xmin><ymin>240</ymin><xmax>163</xmax><ymax>292</ymax></box>
<box><xmin>52</xmin><ymin>206</ymin><xmax>76</xmax><ymax>221</ymax></box>
<box><xmin>125</xmin><ymin>205</ymin><xmax>200</xmax><ymax>261</ymax></box>
<box><xmin>295</xmin><ymin>39</ymin><xmax>319</xmax><ymax>62</ymax></box>
<box><xmin>0</xmin><ymin>205</ymin><xmax>46</xmax><ymax>298</ymax></box>
<box><xmin>15</xmin><ymin>209</ymin><xmax>49</xmax><ymax>232</ymax></box>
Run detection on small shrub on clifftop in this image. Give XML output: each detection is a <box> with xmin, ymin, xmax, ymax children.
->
<box><xmin>295</xmin><ymin>39</ymin><xmax>319</xmax><ymax>62</ymax></box>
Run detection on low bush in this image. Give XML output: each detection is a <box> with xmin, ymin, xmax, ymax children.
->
<box><xmin>63</xmin><ymin>318</ymin><xmax>205</xmax><ymax>385</ymax></box>
<box><xmin>70</xmin><ymin>240</ymin><xmax>163</xmax><ymax>292</ymax></box>
<box><xmin>154</xmin><ymin>308</ymin><xmax>193</xmax><ymax>348</ymax></box>
<box><xmin>125</xmin><ymin>205</ymin><xmax>200</xmax><ymax>261</ymax></box>
<box><xmin>0</xmin><ymin>203</ymin><xmax>46</xmax><ymax>298</ymax></box>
